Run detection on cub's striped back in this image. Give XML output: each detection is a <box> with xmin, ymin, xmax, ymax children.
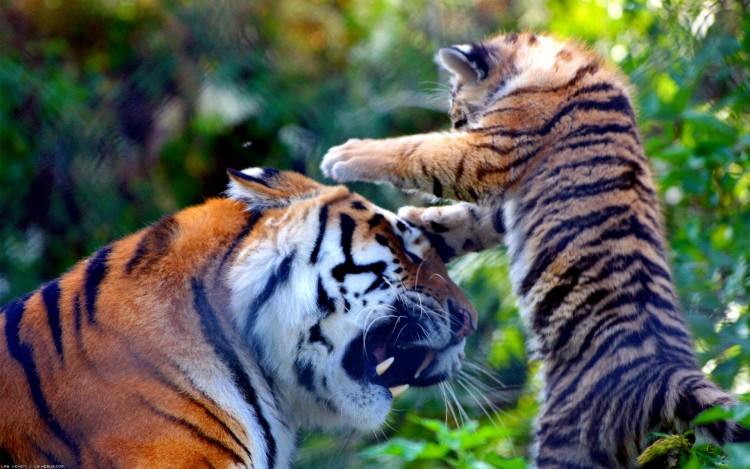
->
<box><xmin>322</xmin><ymin>32</ymin><xmax>749</xmax><ymax>468</ymax></box>
<box><xmin>0</xmin><ymin>168</ymin><xmax>476</xmax><ymax>468</ymax></box>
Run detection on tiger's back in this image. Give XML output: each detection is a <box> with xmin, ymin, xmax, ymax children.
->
<box><xmin>0</xmin><ymin>198</ymin><xmax>273</xmax><ymax>467</ymax></box>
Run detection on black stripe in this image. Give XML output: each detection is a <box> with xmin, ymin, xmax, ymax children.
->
<box><xmin>432</xmin><ymin>177</ymin><xmax>443</xmax><ymax>198</ymax></box>
<box><xmin>569</xmin><ymin>82</ymin><xmax>616</xmax><ymax>98</ymax></box>
<box><xmin>422</xmin><ymin>230</ymin><xmax>457</xmax><ymax>263</ymax></box>
<box><xmin>563</xmin><ymin>359</ymin><xmax>661</xmax><ymax>446</ymax></box>
<box><xmin>567</xmin><ymin>122</ymin><xmax>640</xmax><ymax>143</ymax></box>
<box><xmin>332</xmin><ymin>214</ymin><xmax>387</xmax><ymax>283</ymax></box>
<box><xmin>117</xmin><ymin>333</ymin><xmax>254</xmax><ymax>461</ymax></box>
<box><xmin>546</xmin><ymin>260</ymin><xmax>680</xmax><ymax>357</ymax></box>
<box><xmin>309</xmin><ymin>205</ymin><xmax>329</xmax><ymax>264</ymax></box>
<box><xmin>216</xmin><ymin>211</ymin><xmax>264</xmax><ymax>283</ymax></box>
<box><xmin>478</xmin><ymin>94</ymin><xmax>635</xmax><ymax>139</ymax></box>
<box><xmin>505</xmin><ymin>62</ymin><xmax>600</xmax><ymax>100</ymax></box>
<box><xmin>552</xmin><ymin>136</ymin><xmax>616</xmax><ymax>154</ymax></box>
<box><xmin>84</xmin><ymin>246</ymin><xmax>112</xmax><ymax>323</ymax></box>
<box><xmin>30</xmin><ymin>442</ymin><xmax>62</xmax><ymax>465</ymax></box>
<box><xmin>143</xmin><ymin>399</ymin><xmax>245</xmax><ymax>464</ymax></box>
<box><xmin>4</xmin><ymin>293</ymin><xmax>79</xmax><ymax>459</ymax></box>
<box><xmin>471</xmin><ymin>141</ymin><xmax>543</xmax><ymax>185</ymax></box>
<box><xmin>227</xmin><ymin>168</ymin><xmax>271</xmax><ymax>187</ymax></box>
<box><xmin>519</xmin><ymin>162</ymin><xmax>640</xmax><ymax>221</ymax></box>
<box><xmin>482</xmin><ymin>105</ymin><xmax>524</xmax><ymax>118</ymax></box>
<box><xmin>309</xmin><ymin>321</ymin><xmax>334</xmax><ymax>352</ymax></box>
<box><xmin>125</xmin><ymin>215</ymin><xmax>177</xmax><ymax>275</ymax></box>
<box><xmin>316</xmin><ymin>278</ymin><xmax>335</xmax><ymax>315</ymax></box>
<box><xmin>455</xmin><ymin>156</ymin><xmax>466</xmax><ymax>184</ymax></box>
<box><xmin>294</xmin><ymin>358</ymin><xmax>316</xmax><ymax>393</ymax></box>
<box><xmin>0</xmin><ymin>446</ymin><xmax>14</xmax><ymax>464</ymax></box>
<box><xmin>531</xmin><ymin>253</ymin><xmax>604</xmax><ymax>332</ymax></box>
<box><xmin>242</xmin><ymin>253</ymin><xmax>295</xmax><ymax>339</ymax></box>
<box><xmin>72</xmin><ymin>294</ymin><xmax>83</xmax><ymax>336</ymax></box>
<box><xmin>537</xmin><ymin>428</ymin><xmax>581</xmax><ymax>449</ymax></box>
<box><xmin>551</xmin><ymin>353</ymin><xmax>654</xmax><ymax>416</ymax></box>
<box><xmin>534</xmin><ymin>456</ymin><xmax>590</xmax><ymax>469</ymax></box>
<box><xmin>549</xmin><ymin>291</ymin><xmax>688</xmax><ymax>386</ymax></box>
<box><xmin>595</xmin><ymin>213</ymin><xmax>665</xmax><ymax>253</ymax></box>
<box><xmin>519</xmin><ymin>205</ymin><xmax>630</xmax><ymax>294</ymax></box>
<box><xmin>41</xmin><ymin>280</ymin><xmax>64</xmax><ymax>360</ymax></box>
<box><xmin>367</xmin><ymin>213</ymin><xmax>386</xmax><ymax>229</ymax></box>
<box><xmin>532</xmin><ymin>249</ymin><xmax>674</xmax><ymax>330</ymax></box>
<box><xmin>530</xmin><ymin>155</ymin><xmax>635</xmax><ymax>186</ymax></box>
<box><xmin>535</xmin><ymin>169</ymin><xmax>646</xmax><ymax>208</ymax></box>
<box><xmin>192</xmin><ymin>279</ymin><xmax>276</xmax><ymax>468</ymax></box>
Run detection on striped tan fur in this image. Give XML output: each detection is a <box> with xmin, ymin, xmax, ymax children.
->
<box><xmin>0</xmin><ymin>168</ymin><xmax>477</xmax><ymax>468</ymax></box>
<box><xmin>322</xmin><ymin>32</ymin><xmax>749</xmax><ymax>468</ymax></box>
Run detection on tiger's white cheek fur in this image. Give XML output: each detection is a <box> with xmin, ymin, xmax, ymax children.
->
<box><xmin>227</xmin><ymin>211</ymin><xmax>401</xmax><ymax>432</ymax></box>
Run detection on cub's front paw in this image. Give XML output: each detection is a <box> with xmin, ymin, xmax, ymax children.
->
<box><xmin>398</xmin><ymin>203</ymin><xmax>477</xmax><ymax>234</ymax></box>
<box><xmin>321</xmin><ymin>138</ymin><xmax>397</xmax><ymax>184</ymax></box>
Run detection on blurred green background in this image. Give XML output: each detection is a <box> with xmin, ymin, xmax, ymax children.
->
<box><xmin>1</xmin><ymin>0</ymin><xmax>749</xmax><ymax>467</ymax></box>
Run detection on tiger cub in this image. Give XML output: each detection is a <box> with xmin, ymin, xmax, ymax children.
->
<box><xmin>322</xmin><ymin>32</ymin><xmax>749</xmax><ymax>467</ymax></box>
<box><xmin>0</xmin><ymin>168</ymin><xmax>477</xmax><ymax>468</ymax></box>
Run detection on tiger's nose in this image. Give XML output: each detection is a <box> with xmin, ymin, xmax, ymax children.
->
<box><xmin>448</xmin><ymin>299</ymin><xmax>476</xmax><ymax>341</ymax></box>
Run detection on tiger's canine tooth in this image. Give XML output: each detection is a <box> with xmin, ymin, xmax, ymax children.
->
<box><xmin>414</xmin><ymin>349</ymin><xmax>435</xmax><ymax>379</ymax></box>
<box><xmin>376</xmin><ymin>356</ymin><xmax>395</xmax><ymax>376</ymax></box>
<box><xmin>389</xmin><ymin>384</ymin><xmax>409</xmax><ymax>398</ymax></box>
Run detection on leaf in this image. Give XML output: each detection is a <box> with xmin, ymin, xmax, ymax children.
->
<box><xmin>359</xmin><ymin>438</ymin><xmax>427</xmax><ymax>462</ymax></box>
<box><xmin>693</xmin><ymin>406</ymin><xmax>734</xmax><ymax>425</ymax></box>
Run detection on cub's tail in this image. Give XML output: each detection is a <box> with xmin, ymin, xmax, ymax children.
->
<box><xmin>671</xmin><ymin>372</ymin><xmax>750</xmax><ymax>444</ymax></box>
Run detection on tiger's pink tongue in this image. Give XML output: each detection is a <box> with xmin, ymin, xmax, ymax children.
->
<box><xmin>373</xmin><ymin>345</ymin><xmax>387</xmax><ymax>364</ymax></box>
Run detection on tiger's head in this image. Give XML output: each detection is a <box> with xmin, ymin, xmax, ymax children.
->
<box><xmin>437</xmin><ymin>32</ymin><xmax>605</xmax><ymax>130</ymax></box>
<box><xmin>225</xmin><ymin>168</ymin><xmax>477</xmax><ymax>430</ymax></box>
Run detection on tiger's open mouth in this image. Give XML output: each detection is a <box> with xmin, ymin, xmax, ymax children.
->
<box><xmin>342</xmin><ymin>298</ymin><xmax>472</xmax><ymax>398</ymax></box>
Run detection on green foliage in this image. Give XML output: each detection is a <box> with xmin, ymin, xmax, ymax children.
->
<box><xmin>360</xmin><ymin>417</ymin><xmax>528</xmax><ymax>468</ymax></box>
<box><xmin>1</xmin><ymin>1</ymin><xmax>749</xmax><ymax>468</ymax></box>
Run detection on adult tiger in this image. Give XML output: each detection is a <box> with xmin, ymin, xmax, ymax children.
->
<box><xmin>0</xmin><ymin>168</ymin><xmax>477</xmax><ymax>468</ymax></box>
<box><xmin>322</xmin><ymin>32</ymin><xmax>750</xmax><ymax>467</ymax></box>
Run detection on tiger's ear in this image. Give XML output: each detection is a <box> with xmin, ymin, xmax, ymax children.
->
<box><xmin>437</xmin><ymin>44</ymin><xmax>490</xmax><ymax>83</ymax></box>
<box><xmin>227</xmin><ymin>167</ymin><xmax>324</xmax><ymax>210</ymax></box>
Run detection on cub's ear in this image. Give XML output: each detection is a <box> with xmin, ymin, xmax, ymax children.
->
<box><xmin>227</xmin><ymin>167</ymin><xmax>324</xmax><ymax>210</ymax></box>
<box><xmin>437</xmin><ymin>44</ymin><xmax>490</xmax><ymax>83</ymax></box>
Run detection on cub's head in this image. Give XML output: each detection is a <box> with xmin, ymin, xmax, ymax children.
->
<box><xmin>437</xmin><ymin>32</ymin><xmax>606</xmax><ymax>130</ymax></box>
<box><xmin>226</xmin><ymin>168</ymin><xmax>477</xmax><ymax>430</ymax></box>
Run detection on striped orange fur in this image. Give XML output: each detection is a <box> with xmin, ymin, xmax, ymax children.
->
<box><xmin>322</xmin><ymin>32</ymin><xmax>749</xmax><ymax>468</ymax></box>
<box><xmin>0</xmin><ymin>168</ymin><xmax>476</xmax><ymax>468</ymax></box>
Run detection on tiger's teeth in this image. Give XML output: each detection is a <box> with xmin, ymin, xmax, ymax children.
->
<box><xmin>414</xmin><ymin>349</ymin><xmax>435</xmax><ymax>379</ymax></box>
<box><xmin>376</xmin><ymin>357</ymin><xmax>395</xmax><ymax>376</ymax></box>
<box><xmin>389</xmin><ymin>384</ymin><xmax>409</xmax><ymax>398</ymax></box>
